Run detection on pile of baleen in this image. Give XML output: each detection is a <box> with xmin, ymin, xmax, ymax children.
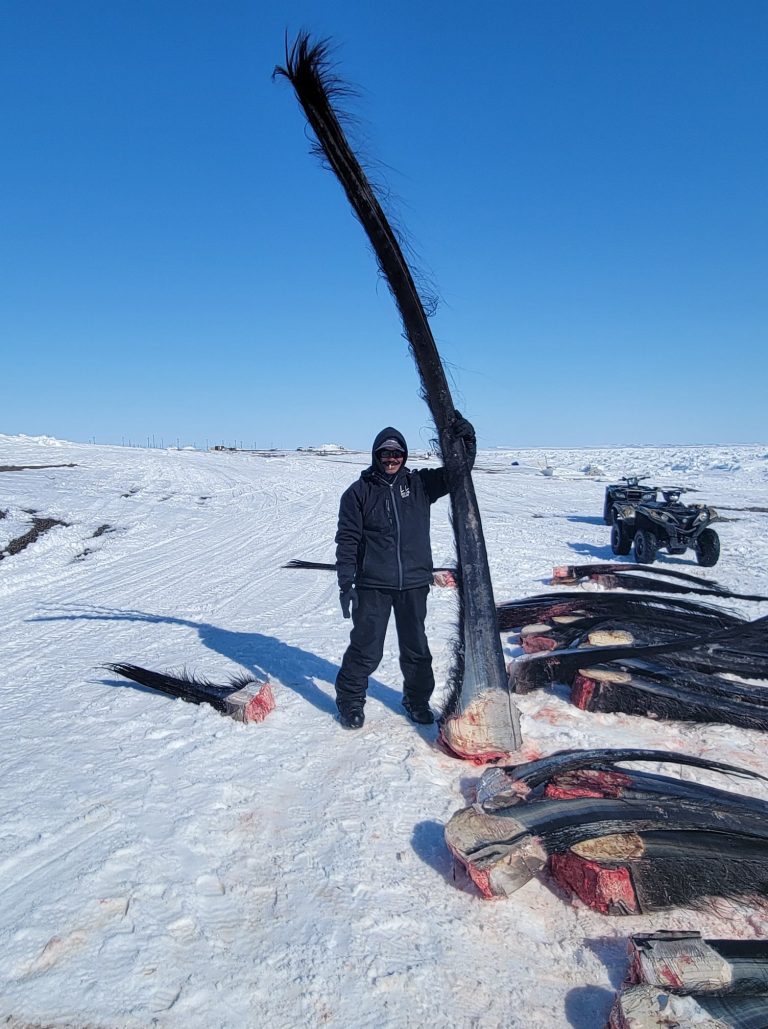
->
<box><xmin>445</xmin><ymin>749</ymin><xmax>768</xmax><ymax>913</ymax></box>
<box><xmin>498</xmin><ymin>586</ymin><xmax>768</xmax><ymax>730</ymax></box>
<box><xmin>285</xmin><ymin>563</ymin><xmax>768</xmax><ymax>729</ymax></box>
<box><xmin>608</xmin><ymin>931</ymin><xmax>768</xmax><ymax>1028</ymax></box>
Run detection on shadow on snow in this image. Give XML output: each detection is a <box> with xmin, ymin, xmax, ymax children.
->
<box><xmin>32</xmin><ymin>605</ymin><xmax>403</xmax><ymax>717</ymax></box>
<box><xmin>566</xmin><ymin>541</ymin><xmax>696</xmax><ymax>566</ymax></box>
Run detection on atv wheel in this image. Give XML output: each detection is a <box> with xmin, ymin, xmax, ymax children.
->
<box><xmin>603</xmin><ymin>499</ymin><xmax>613</xmax><ymax>525</ymax></box>
<box><xmin>611</xmin><ymin>522</ymin><xmax>632</xmax><ymax>556</ymax></box>
<box><xmin>633</xmin><ymin>529</ymin><xmax>657</xmax><ymax>564</ymax></box>
<box><xmin>695</xmin><ymin>528</ymin><xmax>720</xmax><ymax>567</ymax></box>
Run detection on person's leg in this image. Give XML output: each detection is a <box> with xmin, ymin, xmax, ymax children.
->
<box><xmin>393</xmin><ymin>586</ymin><xmax>435</xmax><ymax>716</ymax></box>
<box><xmin>335</xmin><ymin>587</ymin><xmax>392</xmax><ymax>720</ymax></box>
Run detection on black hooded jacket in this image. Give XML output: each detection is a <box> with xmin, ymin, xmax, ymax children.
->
<box><xmin>335</xmin><ymin>427</ymin><xmax>452</xmax><ymax>592</ymax></box>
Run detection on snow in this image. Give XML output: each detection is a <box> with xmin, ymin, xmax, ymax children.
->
<box><xmin>1</xmin><ymin>433</ymin><xmax>767</xmax><ymax>1028</ymax></box>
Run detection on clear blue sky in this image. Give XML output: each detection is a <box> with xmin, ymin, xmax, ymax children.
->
<box><xmin>2</xmin><ymin>1</ymin><xmax>766</xmax><ymax>450</ymax></box>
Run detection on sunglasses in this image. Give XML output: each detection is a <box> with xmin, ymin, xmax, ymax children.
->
<box><xmin>379</xmin><ymin>450</ymin><xmax>404</xmax><ymax>460</ymax></box>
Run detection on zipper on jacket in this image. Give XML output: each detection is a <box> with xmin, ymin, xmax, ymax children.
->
<box><xmin>389</xmin><ymin>482</ymin><xmax>403</xmax><ymax>588</ymax></box>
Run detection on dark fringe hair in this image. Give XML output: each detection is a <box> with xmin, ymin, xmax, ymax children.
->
<box><xmin>106</xmin><ymin>663</ymin><xmax>259</xmax><ymax>713</ymax></box>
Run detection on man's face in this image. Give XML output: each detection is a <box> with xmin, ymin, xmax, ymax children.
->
<box><xmin>378</xmin><ymin>448</ymin><xmax>404</xmax><ymax>473</ymax></box>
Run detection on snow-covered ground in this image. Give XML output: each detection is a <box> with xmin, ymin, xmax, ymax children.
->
<box><xmin>1</xmin><ymin>433</ymin><xmax>767</xmax><ymax>1028</ymax></box>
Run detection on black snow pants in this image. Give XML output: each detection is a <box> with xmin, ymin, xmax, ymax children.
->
<box><xmin>335</xmin><ymin>585</ymin><xmax>434</xmax><ymax>714</ymax></box>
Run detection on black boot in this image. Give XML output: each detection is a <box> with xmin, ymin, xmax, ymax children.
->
<box><xmin>338</xmin><ymin>706</ymin><xmax>365</xmax><ymax>730</ymax></box>
<box><xmin>402</xmin><ymin>699</ymin><xmax>434</xmax><ymax>725</ymax></box>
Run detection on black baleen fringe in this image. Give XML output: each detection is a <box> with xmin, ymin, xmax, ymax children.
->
<box><xmin>494</xmin><ymin>747</ymin><xmax>768</xmax><ymax>793</ymax></box>
<box><xmin>519</xmin><ymin>611</ymin><xmax>724</xmax><ymax>650</ymax></box>
<box><xmin>107</xmin><ymin>663</ymin><xmax>258</xmax><ymax>714</ymax></box>
<box><xmin>577</xmin><ymin>659</ymin><xmax>768</xmax><ymax>731</ymax></box>
<box><xmin>510</xmin><ymin>629</ymin><xmax>728</xmax><ymax>693</ymax></box>
<box><xmin>627</xmin><ymin>831</ymin><xmax>768</xmax><ymax>912</ymax></box>
<box><xmin>509</xmin><ymin>614</ymin><xmax>768</xmax><ymax>728</ymax></box>
<box><xmin>497</xmin><ymin>590</ymin><xmax>744</xmax><ymax>633</ymax></box>
<box><xmin>517</xmin><ymin>611</ymin><xmax>768</xmax><ymax>681</ymax></box>
<box><xmin>560</xmin><ymin>561</ymin><xmax>768</xmax><ymax>602</ymax></box>
<box><xmin>283</xmin><ymin>557</ymin><xmax>457</xmax><ymax>574</ymax></box>
<box><xmin>283</xmin><ymin>558</ymin><xmax>336</xmax><ymax>570</ymax></box>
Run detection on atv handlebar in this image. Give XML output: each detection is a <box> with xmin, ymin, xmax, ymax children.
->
<box><xmin>621</xmin><ymin>475</ymin><xmax>650</xmax><ymax>485</ymax></box>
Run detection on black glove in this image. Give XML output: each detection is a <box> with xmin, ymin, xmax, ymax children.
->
<box><xmin>339</xmin><ymin>585</ymin><xmax>359</xmax><ymax>619</ymax></box>
<box><xmin>453</xmin><ymin>409</ymin><xmax>477</xmax><ymax>465</ymax></box>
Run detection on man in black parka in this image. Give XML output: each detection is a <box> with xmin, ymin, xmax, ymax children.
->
<box><xmin>334</xmin><ymin>416</ymin><xmax>476</xmax><ymax>729</ymax></box>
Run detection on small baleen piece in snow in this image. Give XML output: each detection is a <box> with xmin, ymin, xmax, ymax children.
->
<box><xmin>107</xmin><ymin>664</ymin><xmax>274</xmax><ymax>723</ymax></box>
<box><xmin>608</xmin><ymin>930</ymin><xmax>768</xmax><ymax>1028</ymax></box>
<box><xmin>551</xmin><ymin>561</ymin><xmax>768</xmax><ymax>602</ymax></box>
<box><xmin>445</xmin><ymin>748</ymin><xmax>768</xmax><ymax>913</ymax></box>
<box><xmin>283</xmin><ymin>557</ymin><xmax>458</xmax><ymax>587</ymax></box>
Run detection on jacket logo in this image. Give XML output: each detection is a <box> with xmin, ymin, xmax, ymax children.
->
<box><xmin>400</xmin><ymin>483</ymin><xmax>410</xmax><ymax>498</ymax></box>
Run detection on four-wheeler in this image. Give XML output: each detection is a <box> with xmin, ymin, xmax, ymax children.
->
<box><xmin>611</xmin><ymin>488</ymin><xmax>721</xmax><ymax>566</ymax></box>
<box><xmin>603</xmin><ymin>476</ymin><xmax>658</xmax><ymax>525</ymax></box>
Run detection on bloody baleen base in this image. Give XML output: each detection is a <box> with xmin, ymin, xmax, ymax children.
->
<box><xmin>445</xmin><ymin>749</ymin><xmax>768</xmax><ymax>913</ymax></box>
<box><xmin>608</xmin><ymin>931</ymin><xmax>768</xmax><ymax>1028</ymax></box>
<box><xmin>107</xmin><ymin>664</ymin><xmax>274</xmax><ymax>723</ymax></box>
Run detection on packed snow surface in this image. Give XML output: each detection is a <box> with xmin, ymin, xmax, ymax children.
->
<box><xmin>1</xmin><ymin>434</ymin><xmax>768</xmax><ymax>1028</ymax></box>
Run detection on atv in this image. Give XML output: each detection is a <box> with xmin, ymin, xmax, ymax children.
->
<box><xmin>603</xmin><ymin>476</ymin><xmax>658</xmax><ymax>524</ymax></box>
<box><xmin>611</xmin><ymin>488</ymin><xmax>721</xmax><ymax>566</ymax></box>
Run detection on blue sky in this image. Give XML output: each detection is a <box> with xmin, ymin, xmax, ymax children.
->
<box><xmin>2</xmin><ymin>1</ymin><xmax>766</xmax><ymax>450</ymax></box>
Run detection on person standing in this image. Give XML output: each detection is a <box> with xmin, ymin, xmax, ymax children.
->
<box><xmin>334</xmin><ymin>416</ymin><xmax>476</xmax><ymax>729</ymax></box>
